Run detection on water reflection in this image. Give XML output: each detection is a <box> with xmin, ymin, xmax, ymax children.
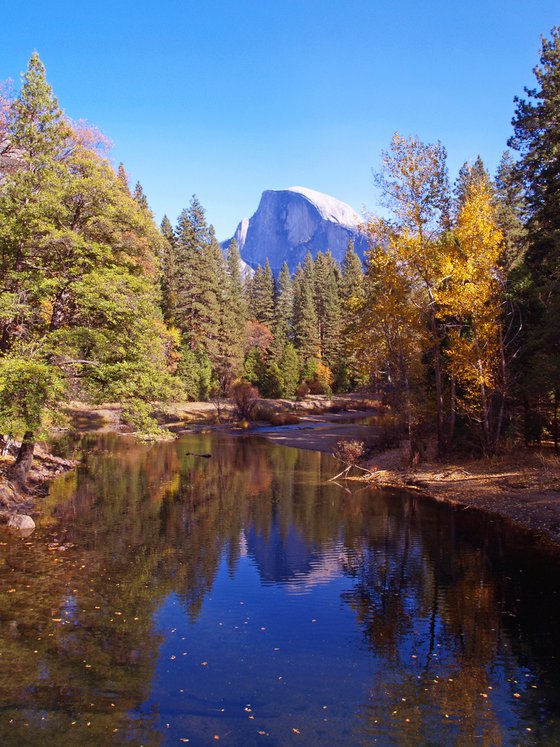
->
<box><xmin>0</xmin><ymin>433</ymin><xmax>559</xmax><ymax>745</ymax></box>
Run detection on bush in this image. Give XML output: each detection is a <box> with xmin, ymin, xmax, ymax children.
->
<box><xmin>121</xmin><ymin>399</ymin><xmax>163</xmax><ymax>435</ymax></box>
<box><xmin>332</xmin><ymin>439</ymin><xmax>365</xmax><ymax>466</ymax></box>
<box><xmin>269</xmin><ymin>413</ymin><xmax>300</xmax><ymax>426</ymax></box>
<box><xmin>295</xmin><ymin>382</ymin><xmax>309</xmax><ymax>400</ymax></box>
<box><xmin>306</xmin><ymin>361</ymin><xmax>332</xmax><ymax>396</ymax></box>
<box><xmin>230</xmin><ymin>380</ymin><xmax>259</xmax><ymax>420</ymax></box>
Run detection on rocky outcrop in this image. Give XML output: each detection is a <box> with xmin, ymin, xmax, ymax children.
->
<box><xmin>222</xmin><ymin>186</ymin><xmax>368</xmax><ymax>273</ymax></box>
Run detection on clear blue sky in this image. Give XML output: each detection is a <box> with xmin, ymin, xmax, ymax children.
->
<box><xmin>1</xmin><ymin>1</ymin><xmax>558</xmax><ymax>238</ymax></box>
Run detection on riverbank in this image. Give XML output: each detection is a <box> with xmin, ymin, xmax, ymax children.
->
<box><xmin>174</xmin><ymin>405</ymin><xmax>560</xmax><ymax>547</ymax></box>
<box><xmin>3</xmin><ymin>397</ymin><xmax>560</xmax><ymax>548</ymax></box>
<box><xmin>229</xmin><ymin>419</ymin><xmax>560</xmax><ymax>548</ymax></box>
<box><xmin>0</xmin><ymin>446</ymin><xmax>78</xmax><ymax>532</ymax></box>
<box><xmin>360</xmin><ymin>446</ymin><xmax>560</xmax><ymax>548</ymax></box>
<box><xmin>0</xmin><ymin>394</ymin><xmax>377</xmax><ymax>529</ymax></box>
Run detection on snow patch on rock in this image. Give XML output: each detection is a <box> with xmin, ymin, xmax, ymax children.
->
<box><xmin>286</xmin><ymin>186</ymin><xmax>362</xmax><ymax>227</ymax></box>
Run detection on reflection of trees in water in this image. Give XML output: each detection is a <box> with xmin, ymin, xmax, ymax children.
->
<box><xmin>1</xmin><ymin>434</ymin><xmax>560</xmax><ymax>745</ymax></box>
<box><xmin>341</xmin><ymin>494</ymin><xmax>560</xmax><ymax>745</ymax></box>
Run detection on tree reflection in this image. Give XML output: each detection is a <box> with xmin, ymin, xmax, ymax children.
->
<box><xmin>0</xmin><ymin>433</ymin><xmax>559</xmax><ymax>745</ymax></box>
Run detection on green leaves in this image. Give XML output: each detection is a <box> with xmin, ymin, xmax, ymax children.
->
<box><xmin>0</xmin><ymin>54</ymin><xmax>179</xmax><ymax>438</ymax></box>
<box><xmin>0</xmin><ymin>357</ymin><xmax>65</xmax><ymax>435</ymax></box>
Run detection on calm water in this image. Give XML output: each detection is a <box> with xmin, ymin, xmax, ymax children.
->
<box><xmin>1</xmin><ymin>433</ymin><xmax>560</xmax><ymax>746</ymax></box>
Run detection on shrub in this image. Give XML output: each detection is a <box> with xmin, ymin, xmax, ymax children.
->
<box><xmin>269</xmin><ymin>413</ymin><xmax>300</xmax><ymax>426</ymax></box>
<box><xmin>295</xmin><ymin>382</ymin><xmax>309</xmax><ymax>400</ymax></box>
<box><xmin>332</xmin><ymin>439</ymin><xmax>365</xmax><ymax>466</ymax></box>
<box><xmin>230</xmin><ymin>380</ymin><xmax>259</xmax><ymax>420</ymax></box>
<box><xmin>306</xmin><ymin>361</ymin><xmax>332</xmax><ymax>396</ymax></box>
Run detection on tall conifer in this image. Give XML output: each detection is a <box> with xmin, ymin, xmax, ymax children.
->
<box><xmin>340</xmin><ymin>239</ymin><xmax>364</xmax><ymax>305</ymax></box>
<box><xmin>160</xmin><ymin>214</ymin><xmax>178</xmax><ymax>323</ymax></box>
<box><xmin>249</xmin><ymin>259</ymin><xmax>275</xmax><ymax>327</ymax></box>
<box><xmin>293</xmin><ymin>260</ymin><xmax>320</xmax><ymax>366</ymax></box>
<box><xmin>314</xmin><ymin>251</ymin><xmax>342</xmax><ymax>367</ymax></box>
<box><xmin>272</xmin><ymin>261</ymin><xmax>293</xmax><ymax>358</ymax></box>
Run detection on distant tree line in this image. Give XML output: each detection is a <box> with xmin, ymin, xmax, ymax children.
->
<box><xmin>0</xmin><ymin>26</ymin><xmax>559</xmax><ymax>474</ymax></box>
<box><xmin>158</xmin><ymin>201</ymin><xmax>366</xmax><ymax>400</ymax></box>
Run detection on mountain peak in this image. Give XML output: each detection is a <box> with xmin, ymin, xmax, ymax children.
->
<box><xmin>223</xmin><ymin>186</ymin><xmax>367</xmax><ymax>272</ymax></box>
<box><xmin>283</xmin><ymin>186</ymin><xmax>362</xmax><ymax>227</ymax></box>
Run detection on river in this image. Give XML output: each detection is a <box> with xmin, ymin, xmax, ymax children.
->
<box><xmin>1</xmin><ymin>433</ymin><xmax>559</xmax><ymax>745</ymax></box>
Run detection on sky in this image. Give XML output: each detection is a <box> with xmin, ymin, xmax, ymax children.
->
<box><xmin>1</xmin><ymin>1</ymin><xmax>558</xmax><ymax>238</ymax></box>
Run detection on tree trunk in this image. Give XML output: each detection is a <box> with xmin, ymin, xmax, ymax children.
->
<box><xmin>478</xmin><ymin>360</ymin><xmax>492</xmax><ymax>455</ymax></box>
<box><xmin>430</xmin><ymin>311</ymin><xmax>445</xmax><ymax>455</ymax></box>
<box><xmin>554</xmin><ymin>389</ymin><xmax>559</xmax><ymax>452</ymax></box>
<box><xmin>9</xmin><ymin>431</ymin><xmax>35</xmax><ymax>484</ymax></box>
<box><xmin>494</xmin><ymin>326</ymin><xmax>508</xmax><ymax>453</ymax></box>
<box><xmin>447</xmin><ymin>376</ymin><xmax>456</xmax><ymax>451</ymax></box>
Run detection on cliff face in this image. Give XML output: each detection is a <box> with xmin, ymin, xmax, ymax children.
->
<box><xmin>223</xmin><ymin>186</ymin><xmax>368</xmax><ymax>272</ymax></box>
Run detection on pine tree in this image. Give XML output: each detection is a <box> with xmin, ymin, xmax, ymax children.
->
<box><xmin>494</xmin><ymin>150</ymin><xmax>528</xmax><ymax>269</ymax></box>
<box><xmin>226</xmin><ymin>239</ymin><xmax>249</xmax><ymax>331</ymax></box>
<box><xmin>213</xmin><ymin>240</ymin><xmax>247</xmax><ymax>392</ymax></box>
<box><xmin>9</xmin><ymin>52</ymin><xmax>69</xmax><ymax>168</ymax></box>
<box><xmin>117</xmin><ymin>162</ymin><xmax>130</xmax><ymax>193</ymax></box>
<box><xmin>249</xmin><ymin>259</ymin><xmax>275</xmax><ymax>327</ymax></box>
<box><xmin>133</xmin><ymin>180</ymin><xmax>150</xmax><ymax>211</ymax></box>
<box><xmin>292</xmin><ymin>260</ymin><xmax>320</xmax><ymax>366</ymax></box>
<box><xmin>509</xmin><ymin>26</ymin><xmax>560</xmax><ymax>273</ymax></box>
<box><xmin>338</xmin><ymin>239</ymin><xmax>365</xmax><ymax>388</ymax></box>
<box><xmin>454</xmin><ymin>155</ymin><xmax>487</xmax><ymax>214</ymax></box>
<box><xmin>175</xmin><ymin>196</ymin><xmax>221</xmax><ymax>359</ymax></box>
<box><xmin>508</xmin><ymin>27</ymin><xmax>560</xmax><ymax>441</ymax></box>
<box><xmin>160</xmin><ymin>214</ymin><xmax>178</xmax><ymax>323</ymax></box>
<box><xmin>340</xmin><ymin>239</ymin><xmax>364</xmax><ymax>306</ymax></box>
<box><xmin>313</xmin><ymin>251</ymin><xmax>342</xmax><ymax>367</ymax></box>
<box><xmin>279</xmin><ymin>342</ymin><xmax>300</xmax><ymax>397</ymax></box>
<box><xmin>272</xmin><ymin>261</ymin><xmax>293</xmax><ymax>358</ymax></box>
<box><xmin>260</xmin><ymin>361</ymin><xmax>284</xmax><ymax>398</ymax></box>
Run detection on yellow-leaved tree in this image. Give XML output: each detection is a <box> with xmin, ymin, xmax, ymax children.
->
<box><xmin>373</xmin><ymin>133</ymin><xmax>452</xmax><ymax>454</ymax></box>
<box><xmin>436</xmin><ymin>165</ymin><xmax>505</xmax><ymax>454</ymax></box>
<box><xmin>351</xmin><ymin>217</ymin><xmax>428</xmax><ymax>458</ymax></box>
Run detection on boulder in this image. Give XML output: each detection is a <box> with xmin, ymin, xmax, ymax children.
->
<box><xmin>7</xmin><ymin>513</ymin><xmax>35</xmax><ymax>537</ymax></box>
